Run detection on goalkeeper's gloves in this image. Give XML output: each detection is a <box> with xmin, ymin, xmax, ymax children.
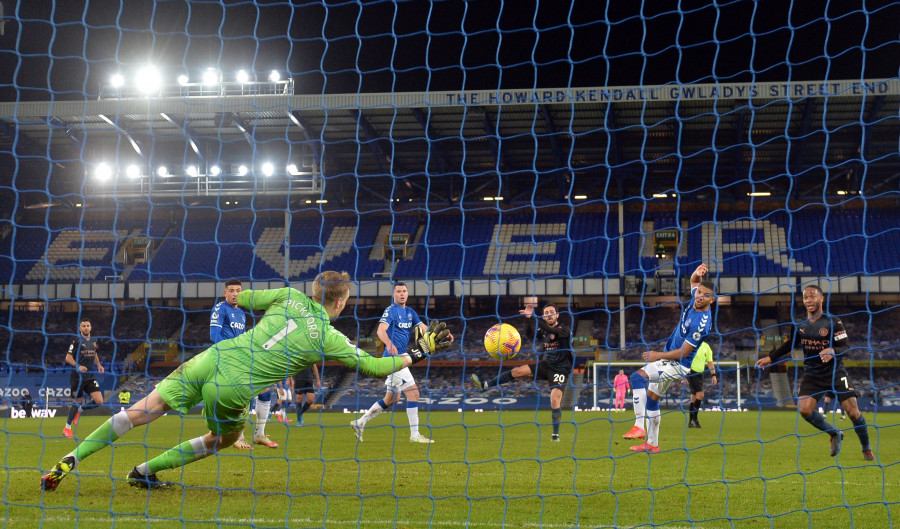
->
<box><xmin>407</xmin><ymin>320</ymin><xmax>452</xmax><ymax>364</ymax></box>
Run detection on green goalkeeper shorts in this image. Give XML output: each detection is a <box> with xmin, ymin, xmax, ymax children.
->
<box><xmin>156</xmin><ymin>348</ymin><xmax>252</xmax><ymax>435</ymax></box>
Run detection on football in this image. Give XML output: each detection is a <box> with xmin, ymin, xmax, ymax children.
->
<box><xmin>484</xmin><ymin>323</ymin><xmax>521</xmax><ymax>360</ymax></box>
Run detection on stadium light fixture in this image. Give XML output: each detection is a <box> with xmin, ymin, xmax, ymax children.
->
<box><xmin>573</xmin><ymin>195</ymin><xmax>587</xmax><ymax>200</ymax></box>
<box><xmin>236</xmin><ymin>70</ymin><xmax>250</xmax><ymax>84</ymax></box>
<box><xmin>747</xmin><ymin>191</ymin><xmax>771</xmax><ymax>197</ymax></box>
<box><xmin>186</xmin><ymin>165</ymin><xmax>199</xmax><ymax>177</ymax></box>
<box><xmin>287</xmin><ymin>164</ymin><xmax>299</xmax><ymax>175</ymax></box>
<box><xmin>837</xmin><ymin>190</ymin><xmax>848</xmax><ymax>195</ymax></box>
<box><xmin>210</xmin><ymin>165</ymin><xmax>221</xmax><ymax>176</ymax></box>
<box><xmin>135</xmin><ymin>66</ymin><xmax>161</xmax><ymax>94</ymax></box>
<box><xmin>316</xmin><ymin>199</ymin><xmax>328</xmax><ymax>204</ymax></box>
<box><xmin>94</xmin><ymin>163</ymin><xmax>113</xmax><ymax>181</ymax></box>
<box><xmin>125</xmin><ymin>165</ymin><xmax>141</xmax><ymax>179</ymax></box>
<box><xmin>110</xmin><ymin>73</ymin><xmax>125</xmax><ymax>88</ymax></box>
<box><xmin>177</xmin><ymin>74</ymin><xmax>189</xmax><ymax>86</ymax></box>
<box><xmin>237</xmin><ymin>165</ymin><xmax>248</xmax><ymax>176</ymax></box>
<box><xmin>157</xmin><ymin>166</ymin><xmax>168</xmax><ymax>177</ymax></box>
<box><xmin>202</xmin><ymin>68</ymin><xmax>219</xmax><ymax>85</ymax></box>
<box><xmin>269</xmin><ymin>70</ymin><xmax>281</xmax><ymax>82</ymax></box>
<box><xmin>75</xmin><ymin>203</ymin><xmax>82</xmax><ymax>208</ymax></box>
<box><xmin>652</xmin><ymin>193</ymin><xmax>668</xmax><ymax>198</ymax></box>
<box><xmin>261</xmin><ymin>162</ymin><xmax>274</xmax><ymax>177</ymax></box>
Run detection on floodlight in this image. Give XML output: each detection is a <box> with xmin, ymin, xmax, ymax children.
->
<box><xmin>126</xmin><ymin>165</ymin><xmax>140</xmax><ymax>179</ymax></box>
<box><xmin>202</xmin><ymin>69</ymin><xmax>219</xmax><ymax>85</ymax></box>
<box><xmin>95</xmin><ymin>163</ymin><xmax>113</xmax><ymax>181</ymax></box>
<box><xmin>261</xmin><ymin>162</ymin><xmax>274</xmax><ymax>177</ymax></box>
<box><xmin>236</xmin><ymin>70</ymin><xmax>250</xmax><ymax>83</ymax></box>
<box><xmin>186</xmin><ymin>165</ymin><xmax>198</xmax><ymax>177</ymax></box>
<box><xmin>237</xmin><ymin>165</ymin><xmax>248</xmax><ymax>176</ymax></box>
<box><xmin>177</xmin><ymin>74</ymin><xmax>189</xmax><ymax>86</ymax></box>
<box><xmin>157</xmin><ymin>166</ymin><xmax>168</xmax><ymax>177</ymax></box>
<box><xmin>287</xmin><ymin>164</ymin><xmax>299</xmax><ymax>175</ymax></box>
<box><xmin>135</xmin><ymin>66</ymin><xmax>161</xmax><ymax>94</ymax></box>
<box><xmin>110</xmin><ymin>73</ymin><xmax>125</xmax><ymax>88</ymax></box>
<box><xmin>268</xmin><ymin>70</ymin><xmax>280</xmax><ymax>82</ymax></box>
<box><xmin>210</xmin><ymin>165</ymin><xmax>221</xmax><ymax>176</ymax></box>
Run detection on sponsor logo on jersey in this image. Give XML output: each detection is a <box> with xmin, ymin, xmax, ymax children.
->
<box><xmin>834</xmin><ymin>330</ymin><xmax>847</xmax><ymax>341</ymax></box>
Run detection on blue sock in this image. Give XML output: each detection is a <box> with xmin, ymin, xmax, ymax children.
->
<box><xmin>804</xmin><ymin>410</ymin><xmax>838</xmax><ymax>435</ymax></box>
<box><xmin>258</xmin><ymin>390</ymin><xmax>272</xmax><ymax>402</ymax></box>
<box><xmin>851</xmin><ymin>415</ymin><xmax>871</xmax><ymax>451</ymax></box>
<box><xmin>488</xmin><ymin>371</ymin><xmax>514</xmax><ymax>388</ymax></box>
<box><xmin>630</xmin><ymin>371</ymin><xmax>646</xmax><ymax>391</ymax></box>
<box><xmin>551</xmin><ymin>408</ymin><xmax>561</xmax><ymax>435</ymax></box>
<box><xmin>646</xmin><ymin>397</ymin><xmax>660</xmax><ymax>412</ymax></box>
<box><xmin>378</xmin><ymin>398</ymin><xmax>391</xmax><ymax>410</ymax></box>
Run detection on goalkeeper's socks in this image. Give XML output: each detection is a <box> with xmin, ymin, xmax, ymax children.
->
<box><xmin>851</xmin><ymin>414</ymin><xmax>871</xmax><ymax>451</ymax></box>
<box><xmin>489</xmin><ymin>371</ymin><xmax>515</xmax><ymax>388</ymax></box>
<box><xmin>804</xmin><ymin>410</ymin><xmax>838</xmax><ymax>435</ymax></box>
<box><xmin>66</xmin><ymin>404</ymin><xmax>79</xmax><ymax>428</ymax></box>
<box><xmin>551</xmin><ymin>408</ymin><xmax>561</xmax><ymax>435</ymax></box>
<box><xmin>145</xmin><ymin>436</ymin><xmax>213</xmax><ymax>474</ymax></box>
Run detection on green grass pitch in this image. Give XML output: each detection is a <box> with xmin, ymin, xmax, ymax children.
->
<box><xmin>3</xmin><ymin>409</ymin><xmax>897</xmax><ymax>528</ymax></box>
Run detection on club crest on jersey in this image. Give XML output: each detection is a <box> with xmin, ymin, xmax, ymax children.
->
<box><xmin>692</xmin><ymin>332</ymin><xmax>702</xmax><ymax>341</ymax></box>
<box><xmin>819</xmin><ymin>328</ymin><xmax>828</xmax><ymax>337</ymax></box>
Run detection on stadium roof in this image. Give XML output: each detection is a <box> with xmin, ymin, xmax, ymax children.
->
<box><xmin>1</xmin><ymin>78</ymin><xmax>898</xmax><ymax>210</ymax></box>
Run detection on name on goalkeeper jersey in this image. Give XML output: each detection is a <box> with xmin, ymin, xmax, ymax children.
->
<box><xmin>285</xmin><ymin>299</ymin><xmax>320</xmax><ymax>339</ymax></box>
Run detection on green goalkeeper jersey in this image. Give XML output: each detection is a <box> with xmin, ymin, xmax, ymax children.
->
<box><xmin>211</xmin><ymin>287</ymin><xmax>404</xmax><ymax>393</ymax></box>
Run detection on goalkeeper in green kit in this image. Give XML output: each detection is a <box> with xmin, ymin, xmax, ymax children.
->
<box><xmin>41</xmin><ymin>271</ymin><xmax>450</xmax><ymax>491</ymax></box>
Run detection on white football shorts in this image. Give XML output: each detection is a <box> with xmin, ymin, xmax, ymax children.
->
<box><xmin>642</xmin><ymin>359</ymin><xmax>690</xmax><ymax>396</ymax></box>
<box><xmin>384</xmin><ymin>367</ymin><xmax>417</xmax><ymax>392</ymax></box>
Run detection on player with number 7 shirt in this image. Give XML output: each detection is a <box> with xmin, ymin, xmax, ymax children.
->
<box><xmin>41</xmin><ymin>271</ymin><xmax>451</xmax><ymax>492</ymax></box>
<box><xmin>756</xmin><ymin>283</ymin><xmax>874</xmax><ymax>461</ymax></box>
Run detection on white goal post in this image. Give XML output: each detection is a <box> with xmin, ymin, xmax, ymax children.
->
<box><xmin>591</xmin><ymin>361</ymin><xmax>743</xmax><ymax>410</ymax></box>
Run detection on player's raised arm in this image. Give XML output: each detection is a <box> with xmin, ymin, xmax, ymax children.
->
<box><xmin>236</xmin><ymin>287</ymin><xmax>295</xmax><ymax>311</ymax></box>
<box><xmin>690</xmin><ymin>263</ymin><xmax>709</xmax><ymax>290</ymax></box>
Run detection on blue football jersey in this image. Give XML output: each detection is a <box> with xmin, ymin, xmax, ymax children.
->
<box><xmin>664</xmin><ymin>287</ymin><xmax>712</xmax><ymax>368</ymax></box>
<box><xmin>379</xmin><ymin>303</ymin><xmax>423</xmax><ymax>356</ymax></box>
<box><xmin>210</xmin><ymin>301</ymin><xmax>247</xmax><ymax>343</ymax></box>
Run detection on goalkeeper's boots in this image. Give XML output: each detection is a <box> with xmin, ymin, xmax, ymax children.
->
<box><xmin>410</xmin><ymin>434</ymin><xmax>434</xmax><ymax>444</ymax></box>
<box><xmin>350</xmin><ymin>420</ymin><xmax>364</xmax><ymax>442</ymax></box>
<box><xmin>470</xmin><ymin>374</ymin><xmax>487</xmax><ymax>391</ymax></box>
<box><xmin>253</xmin><ymin>434</ymin><xmax>279</xmax><ymax>448</ymax></box>
<box><xmin>126</xmin><ymin>467</ymin><xmax>173</xmax><ymax>489</ymax></box>
<box><xmin>629</xmin><ymin>443</ymin><xmax>660</xmax><ymax>453</ymax></box>
<box><xmin>41</xmin><ymin>455</ymin><xmax>76</xmax><ymax>491</ymax></box>
<box><xmin>623</xmin><ymin>425</ymin><xmax>646</xmax><ymax>439</ymax></box>
<box><xmin>863</xmin><ymin>449</ymin><xmax>875</xmax><ymax>461</ymax></box>
<box><xmin>829</xmin><ymin>431</ymin><xmax>844</xmax><ymax>457</ymax></box>
<box><xmin>62</xmin><ymin>427</ymin><xmax>74</xmax><ymax>439</ymax></box>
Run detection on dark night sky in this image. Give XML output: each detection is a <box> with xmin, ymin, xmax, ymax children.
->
<box><xmin>0</xmin><ymin>0</ymin><xmax>898</xmax><ymax>101</ymax></box>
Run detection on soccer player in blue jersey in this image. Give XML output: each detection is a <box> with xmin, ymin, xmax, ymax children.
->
<box><xmin>625</xmin><ymin>264</ymin><xmax>715</xmax><ymax>452</ymax></box>
<box><xmin>351</xmin><ymin>282</ymin><xmax>452</xmax><ymax>443</ymax></box>
<box><xmin>210</xmin><ymin>279</ymin><xmax>277</xmax><ymax>449</ymax></box>
<box><xmin>62</xmin><ymin>318</ymin><xmax>105</xmax><ymax>438</ymax></box>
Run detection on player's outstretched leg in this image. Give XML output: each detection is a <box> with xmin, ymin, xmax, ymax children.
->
<box><xmin>40</xmin><ymin>455</ymin><xmax>76</xmax><ymax>491</ymax></box>
<box><xmin>470</xmin><ymin>374</ymin><xmax>486</xmax><ymax>390</ymax></box>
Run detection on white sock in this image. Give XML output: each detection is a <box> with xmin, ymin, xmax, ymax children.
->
<box><xmin>358</xmin><ymin>401</ymin><xmax>385</xmax><ymax>426</ymax></box>
<box><xmin>255</xmin><ymin>399</ymin><xmax>271</xmax><ymax>437</ymax></box>
<box><xmin>632</xmin><ymin>388</ymin><xmax>647</xmax><ymax>429</ymax></box>
<box><xmin>406</xmin><ymin>405</ymin><xmax>420</xmax><ymax>437</ymax></box>
<box><xmin>647</xmin><ymin>409</ymin><xmax>661</xmax><ymax>446</ymax></box>
<box><xmin>237</xmin><ymin>431</ymin><xmax>246</xmax><ymax>443</ymax></box>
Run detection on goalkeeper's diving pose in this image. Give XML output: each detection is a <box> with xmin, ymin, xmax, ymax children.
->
<box><xmin>41</xmin><ymin>271</ymin><xmax>451</xmax><ymax>491</ymax></box>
